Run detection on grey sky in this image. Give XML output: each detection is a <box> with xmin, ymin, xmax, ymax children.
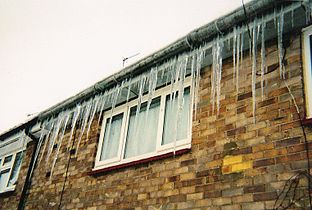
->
<box><xmin>0</xmin><ymin>0</ymin><xmax>250</xmax><ymax>134</ymax></box>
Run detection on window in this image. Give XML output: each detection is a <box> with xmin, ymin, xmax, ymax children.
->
<box><xmin>94</xmin><ymin>78</ymin><xmax>193</xmax><ymax>170</ymax></box>
<box><xmin>0</xmin><ymin>133</ymin><xmax>26</xmax><ymax>193</ymax></box>
<box><xmin>303</xmin><ymin>25</ymin><xmax>312</xmax><ymax>119</ymax></box>
<box><xmin>0</xmin><ymin>151</ymin><xmax>24</xmax><ymax>193</ymax></box>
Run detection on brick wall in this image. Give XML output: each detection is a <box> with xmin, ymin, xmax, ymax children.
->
<box><xmin>1</xmin><ymin>33</ymin><xmax>312</xmax><ymax>210</ymax></box>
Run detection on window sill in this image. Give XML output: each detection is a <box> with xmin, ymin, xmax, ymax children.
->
<box><xmin>0</xmin><ymin>187</ymin><xmax>15</xmax><ymax>197</ymax></box>
<box><xmin>302</xmin><ymin>117</ymin><xmax>312</xmax><ymax>126</ymax></box>
<box><xmin>89</xmin><ymin>148</ymin><xmax>191</xmax><ymax>176</ymax></box>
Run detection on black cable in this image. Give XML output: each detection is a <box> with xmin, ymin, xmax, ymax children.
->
<box><xmin>57</xmin><ymin>123</ymin><xmax>78</xmax><ymax>210</ymax></box>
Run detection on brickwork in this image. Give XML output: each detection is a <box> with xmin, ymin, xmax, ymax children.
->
<box><xmin>1</xmin><ymin>34</ymin><xmax>312</xmax><ymax>210</ymax></box>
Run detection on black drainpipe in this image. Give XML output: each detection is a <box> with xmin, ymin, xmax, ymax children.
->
<box><xmin>17</xmin><ymin>129</ymin><xmax>40</xmax><ymax>210</ymax></box>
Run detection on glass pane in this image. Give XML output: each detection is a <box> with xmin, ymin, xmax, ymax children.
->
<box><xmin>162</xmin><ymin>87</ymin><xmax>191</xmax><ymax>145</ymax></box>
<box><xmin>100</xmin><ymin>113</ymin><xmax>123</xmax><ymax>161</ymax></box>
<box><xmin>0</xmin><ymin>169</ymin><xmax>10</xmax><ymax>191</ymax></box>
<box><xmin>124</xmin><ymin>97</ymin><xmax>160</xmax><ymax>158</ymax></box>
<box><xmin>7</xmin><ymin>152</ymin><xmax>24</xmax><ymax>187</ymax></box>
<box><xmin>3</xmin><ymin>155</ymin><xmax>12</xmax><ymax>165</ymax></box>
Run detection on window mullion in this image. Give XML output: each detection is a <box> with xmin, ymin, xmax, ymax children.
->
<box><xmin>156</xmin><ymin>94</ymin><xmax>166</xmax><ymax>152</ymax></box>
<box><xmin>119</xmin><ymin>106</ymin><xmax>129</xmax><ymax>161</ymax></box>
<box><xmin>120</xmin><ymin>105</ymin><xmax>131</xmax><ymax>161</ymax></box>
<box><xmin>4</xmin><ymin>153</ymin><xmax>15</xmax><ymax>189</ymax></box>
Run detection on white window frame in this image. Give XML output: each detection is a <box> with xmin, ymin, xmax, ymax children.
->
<box><xmin>94</xmin><ymin>77</ymin><xmax>193</xmax><ymax>170</ymax></box>
<box><xmin>302</xmin><ymin>25</ymin><xmax>312</xmax><ymax>119</ymax></box>
<box><xmin>0</xmin><ymin>134</ymin><xmax>25</xmax><ymax>193</ymax></box>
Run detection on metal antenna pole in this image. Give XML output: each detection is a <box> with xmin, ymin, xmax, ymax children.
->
<box><xmin>122</xmin><ymin>53</ymin><xmax>140</xmax><ymax>67</ymax></box>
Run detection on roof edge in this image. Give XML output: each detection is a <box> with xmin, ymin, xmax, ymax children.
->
<box><xmin>0</xmin><ymin>0</ymin><xmax>292</xmax><ymax>138</ymax></box>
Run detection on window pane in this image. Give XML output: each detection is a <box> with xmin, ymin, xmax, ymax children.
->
<box><xmin>7</xmin><ymin>152</ymin><xmax>24</xmax><ymax>187</ymax></box>
<box><xmin>0</xmin><ymin>169</ymin><xmax>10</xmax><ymax>191</ymax></box>
<box><xmin>162</xmin><ymin>87</ymin><xmax>191</xmax><ymax>145</ymax></box>
<box><xmin>124</xmin><ymin>97</ymin><xmax>160</xmax><ymax>158</ymax></box>
<box><xmin>100</xmin><ymin>113</ymin><xmax>123</xmax><ymax>161</ymax></box>
<box><xmin>3</xmin><ymin>155</ymin><xmax>12</xmax><ymax>165</ymax></box>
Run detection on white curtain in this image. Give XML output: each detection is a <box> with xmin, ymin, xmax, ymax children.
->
<box><xmin>162</xmin><ymin>88</ymin><xmax>190</xmax><ymax>145</ymax></box>
<box><xmin>124</xmin><ymin>98</ymin><xmax>160</xmax><ymax>158</ymax></box>
<box><xmin>100</xmin><ymin>113</ymin><xmax>123</xmax><ymax>161</ymax></box>
<box><xmin>7</xmin><ymin>151</ymin><xmax>24</xmax><ymax>187</ymax></box>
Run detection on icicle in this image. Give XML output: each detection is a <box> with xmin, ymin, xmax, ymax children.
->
<box><xmin>21</xmin><ymin>130</ymin><xmax>27</xmax><ymax>149</ymax></box>
<box><xmin>97</xmin><ymin>93</ymin><xmax>107</xmax><ymax>128</ymax></box>
<box><xmin>67</xmin><ymin>105</ymin><xmax>81</xmax><ymax>150</ymax></box>
<box><xmin>260</xmin><ymin>20</ymin><xmax>266</xmax><ymax>100</ymax></box>
<box><xmin>249</xmin><ymin>24</ymin><xmax>252</xmax><ymax>62</ymax></box>
<box><xmin>277</xmin><ymin>7</ymin><xmax>284</xmax><ymax>79</ymax></box>
<box><xmin>75</xmin><ymin>102</ymin><xmax>93</xmax><ymax>156</ymax></box>
<box><xmin>126</xmin><ymin>82</ymin><xmax>132</xmax><ymax>102</ymax></box>
<box><xmin>257</xmin><ymin>24</ymin><xmax>261</xmax><ymax>41</ymax></box>
<box><xmin>251</xmin><ymin>20</ymin><xmax>257</xmax><ymax>123</ymax></box>
<box><xmin>274</xmin><ymin>8</ymin><xmax>277</xmax><ymax>27</ymax></box>
<box><xmin>30</xmin><ymin>121</ymin><xmax>47</xmax><ymax>176</ymax></box>
<box><xmin>236</xmin><ymin>28</ymin><xmax>240</xmax><ymax>92</ymax></box>
<box><xmin>132</xmin><ymin>75</ymin><xmax>147</xmax><ymax>143</ymax></box>
<box><xmin>194</xmin><ymin>48</ymin><xmax>203</xmax><ymax>118</ymax></box>
<box><xmin>291</xmin><ymin>9</ymin><xmax>294</xmax><ymax>28</ymax></box>
<box><xmin>304</xmin><ymin>0</ymin><xmax>311</xmax><ymax>24</ymax></box>
<box><xmin>227</xmin><ymin>37</ymin><xmax>231</xmax><ymax>51</ymax></box>
<box><xmin>232</xmin><ymin>27</ymin><xmax>237</xmax><ymax>85</ymax></box>
<box><xmin>174</xmin><ymin>55</ymin><xmax>188</xmax><ymax>156</ymax></box>
<box><xmin>211</xmin><ymin>36</ymin><xmax>223</xmax><ymax>115</ymax></box>
<box><xmin>160</xmin><ymin>67</ymin><xmax>165</xmax><ymax>81</ymax></box>
<box><xmin>86</xmin><ymin>97</ymin><xmax>100</xmax><ymax>140</ymax></box>
<box><xmin>145</xmin><ymin>67</ymin><xmax>158</xmax><ymax>121</ymax></box>
<box><xmin>50</xmin><ymin>114</ymin><xmax>70</xmax><ymax>178</ymax></box>
<box><xmin>46</xmin><ymin>115</ymin><xmax>64</xmax><ymax>162</ymax></box>
<box><xmin>238</xmin><ymin>28</ymin><xmax>244</xmax><ymax>93</ymax></box>
<box><xmin>191</xmin><ymin>52</ymin><xmax>196</xmax><ymax>115</ymax></box>
<box><xmin>38</xmin><ymin>120</ymin><xmax>54</xmax><ymax>165</ymax></box>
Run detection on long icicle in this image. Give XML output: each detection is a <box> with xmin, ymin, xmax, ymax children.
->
<box><xmin>75</xmin><ymin>102</ymin><xmax>92</xmax><ymax>156</ymax></box>
<box><xmin>30</xmin><ymin>121</ymin><xmax>47</xmax><ymax>176</ymax></box>
<box><xmin>50</xmin><ymin>114</ymin><xmax>70</xmax><ymax>178</ymax></box>
<box><xmin>260</xmin><ymin>19</ymin><xmax>266</xmax><ymax>100</ymax></box>
<box><xmin>173</xmin><ymin>55</ymin><xmax>188</xmax><ymax>156</ymax></box>
<box><xmin>194</xmin><ymin>48</ymin><xmax>203</xmax><ymax>119</ymax></box>
<box><xmin>216</xmin><ymin>38</ymin><xmax>223</xmax><ymax>115</ymax></box>
<box><xmin>233</xmin><ymin>27</ymin><xmax>237</xmax><ymax>86</ymax></box>
<box><xmin>38</xmin><ymin>120</ymin><xmax>54</xmax><ymax>165</ymax></box>
<box><xmin>236</xmin><ymin>27</ymin><xmax>241</xmax><ymax>93</ymax></box>
<box><xmin>67</xmin><ymin>105</ymin><xmax>81</xmax><ymax>150</ymax></box>
<box><xmin>277</xmin><ymin>7</ymin><xmax>284</xmax><ymax>79</ymax></box>
<box><xmin>86</xmin><ymin>96</ymin><xmax>100</xmax><ymax>140</ymax></box>
<box><xmin>46</xmin><ymin>115</ymin><xmax>64</xmax><ymax>162</ymax></box>
<box><xmin>251</xmin><ymin>20</ymin><xmax>257</xmax><ymax>123</ymax></box>
<box><xmin>97</xmin><ymin>92</ymin><xmax>108</xmax><ymax>128</ymax></box>
<box><xmin>239</xmin><ymin>27</ymin><xmax>244</xmax><ymax>93</ymax></box>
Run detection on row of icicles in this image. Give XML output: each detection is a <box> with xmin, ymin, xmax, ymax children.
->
<box><xmin>21</xmin><ymin>4</ymin><xmax>304</xmax><ymax>178</ymax></box>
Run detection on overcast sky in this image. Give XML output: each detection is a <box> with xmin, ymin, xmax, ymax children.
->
<box><xmin>0</xmin><ymin>0</ymin><xmax>251</xmax><ymax>134</ymax></box>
